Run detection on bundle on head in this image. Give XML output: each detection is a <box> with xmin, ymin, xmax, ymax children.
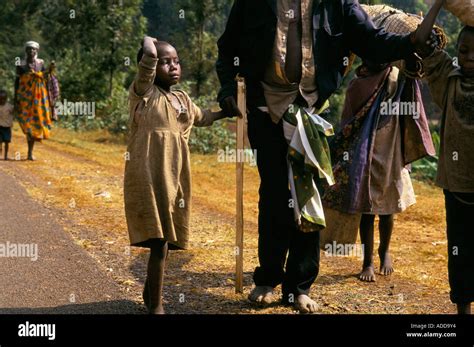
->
<box><xmin>361</xmin><ymin>4</ymin><xmax>448</xmax><ymax>79</ymax></box>
<box><xmin>444</xmin><ymin>0</ymin><xmax>474</xmax><ymax>27</ymax></box>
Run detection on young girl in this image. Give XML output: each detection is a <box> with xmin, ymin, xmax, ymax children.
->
<box><xmin>415</xmin><ymin>0</ymin><xmax>474</xmax><ymax>314</ymax></box>
<box><xmin>124</xmin><ymin>36</ymin><xmax>226</xmax><ymax>314</ymax></box>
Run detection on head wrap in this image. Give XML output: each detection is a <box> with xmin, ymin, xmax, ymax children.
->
<box><xmin>25</xmin><ymin>41</ymin><xmax>40</xmax><ymax>50</ymax></box>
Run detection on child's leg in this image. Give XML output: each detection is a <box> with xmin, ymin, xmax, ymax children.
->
<box><xmin>378</xmin><ymin>214</ymin><xmax>394</xmax><ymax>276</ymax></box>
<box><xmin>457</xmin><ymin>303</ymin><xmax>472</xmax><ymax>315</ymax></box>
<box><xmin>144</xmin><ymin>239</ymin><xmax>168</xmax><ymax>314</ymax></box>
<box><xmin>359</xmin><ymin>214</ymin><xmax>376</xmax><ymax>282</ymax></box>
<box><xmin>445</xmin><ymin>190</ymin><xmax>474</xmax><ymax>314</ymax></box>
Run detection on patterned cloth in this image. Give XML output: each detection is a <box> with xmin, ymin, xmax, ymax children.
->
<box><xmin>16</xmin><ymin>71</ymin><xmax>52</xmax><ymax>141</ymax></box>
<box><xmin>282</xmin><ymin>104</ymin><xmax>334</xmax><ymax>232</ymax></box>
<box><xmin>323</xmin><ymin>66</ymin><xmax>434</xmax><ymax>214</ymax></box>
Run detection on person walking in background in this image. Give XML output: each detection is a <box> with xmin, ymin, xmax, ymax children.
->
<box><xmin>14</xmin><ymin>41</ymin><xmax>53</xmax><ymax>161</ymax></box>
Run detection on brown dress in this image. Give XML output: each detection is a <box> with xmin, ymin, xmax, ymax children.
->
<box><xmin>124</xmin><ymin>55</ymin><xmax>217</xmax><ymax>249</ymax></box>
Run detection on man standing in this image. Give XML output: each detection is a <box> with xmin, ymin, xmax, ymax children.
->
<box><xmin>216</xmin><ymin>0</ymin><xmax>418</xmax><ymax>313</ymax></box>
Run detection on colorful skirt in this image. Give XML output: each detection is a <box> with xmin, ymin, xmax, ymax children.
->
<box><xmin>16</xmin><ymin>71</ymin><xmax>52</xmax><ymax>141</ymax></box>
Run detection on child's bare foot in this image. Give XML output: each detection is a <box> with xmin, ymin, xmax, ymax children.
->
<box><xmin>248</xmin><ymin>286</ymin><xmax>275</xmax><ymax>305</ymax></box>
<box><xmin>295</xmin><ymin>294</ymin><xmax>318</xmax><ymax>314</ymax></box>
<box><xmin>379</xmin><ymin>251</ymin><xmax>394</xmax><ymax>276</ymax></box>
<box><xmin>360</xmin><ymin>265</ymin><xmax>376</xmax><ymax>282</ymax></box>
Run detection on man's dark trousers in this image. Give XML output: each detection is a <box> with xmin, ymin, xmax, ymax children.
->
<box><xmin>247</xmin><ymin>107</ymin><xmax>320</xmax><ymax>301</ymax></box>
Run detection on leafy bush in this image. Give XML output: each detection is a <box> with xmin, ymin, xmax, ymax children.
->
<box><xmin>96</xmin><ymin>84</ymin><xmax>130</xmax><ymax>135</ymax></box>
<box><xmin>189</xmin><ymin>120</ymin><xmax>236</xmax><ymax>154</ymax></box>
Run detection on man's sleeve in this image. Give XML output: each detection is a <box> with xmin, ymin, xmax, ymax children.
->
<box><xmin>216</xmin><ymin>0</ymin><xmax>244</xmax><ymax>105</ymax></box>
<box><xmin>423</xmin><ymin>50</ymin><xmax>456</xmax><ymax>108</ymax></box>
<box><xmin>343</xmin><ymin>0</ymin><xmax>415</xmax><ymax>64</ymax></box>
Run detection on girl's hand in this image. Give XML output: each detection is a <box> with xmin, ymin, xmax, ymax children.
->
<box><xmin>142</xmin><ymin>36</ymin><xmax>158</xmax><ymax>59</ymax></box>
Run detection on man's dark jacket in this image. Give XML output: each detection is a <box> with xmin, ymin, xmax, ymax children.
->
<box><xmin>216</xmin><ymin>0</ymin><xmax>415</xmax><ymax>110</ymax></box>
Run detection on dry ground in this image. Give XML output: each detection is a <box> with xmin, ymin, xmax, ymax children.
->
<box><xmin>0</xmin><ymin>124</ymin><xmax>454</xmax><ymax>314</ymax></box>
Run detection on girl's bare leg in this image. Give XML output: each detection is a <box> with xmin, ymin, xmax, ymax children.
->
<box><xmin>144</xmin><ymin>239</ymin><xmax>168</xmax><ymax>314</ymax></box>
<box><xmin>359</xmin><ymin>214</ymin><xmax>376</xmax><ymax>282</ymax></box>
<box><xmin>378</xmin><ymin>214</ymin><xmax>394</xmax><ymax>276</ymax></box>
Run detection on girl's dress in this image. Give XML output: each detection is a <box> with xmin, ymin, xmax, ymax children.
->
<box><xmin>124</xmin><ymin>55</ymin><xmax>218</xmax><ymax>250</ymax></box>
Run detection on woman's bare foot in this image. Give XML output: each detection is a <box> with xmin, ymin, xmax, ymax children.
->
<box><xmin>248</xmin><ymin>286</ymin><xmax>275</xmax><ymax>305</ymax></box>
<box><xmin>295</xmin><ymin>294</ymin><xmax>319</xmax><ymax>314</ymax></box>
<box><xmin>360</xmin><ymin>265</ymin><xmax>376</xmax><ymax>282</ymax></box>
<box><xmin>379</xmin><ymin>251</ymin><xmax>394</xmax><ymax>276</ymax></box>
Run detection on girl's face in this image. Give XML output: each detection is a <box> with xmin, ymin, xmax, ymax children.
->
<box><xmin>458</xmin><ymin>31</ymin><xmax>474</xmax><ymax>78</ymax></box>
<box><xmin>155</xmin><ymin>44</ymin><xmax>181</xmax><ymax>89</ymax></box>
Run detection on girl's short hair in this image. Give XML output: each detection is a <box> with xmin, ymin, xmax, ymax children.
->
<box><xmin>457</xmin><ymin>26</ymin><xmax>474</xmax><ymax>46</ymax></box>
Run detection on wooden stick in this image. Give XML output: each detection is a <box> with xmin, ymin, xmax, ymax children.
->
<box><xmin>235</xmin><ymin>76</ymin><xmax>246</xmax><ymax>294</ymax></box>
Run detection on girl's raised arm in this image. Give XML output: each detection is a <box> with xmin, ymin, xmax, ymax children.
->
<box><xmin>133</xmin><ymin>36</ymin><xmax>159</xmax><ymax>97</ymax></box>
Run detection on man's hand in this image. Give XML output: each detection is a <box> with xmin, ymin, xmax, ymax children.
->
<box><xmin>221</xmin><ymin>96</ymin><xmax>243</xmax><ymax>118</ymax></box>
<box><xmin>142</xmin><ymin>36</ymin><xmax>158</xmax><ymax>59</ymax></box>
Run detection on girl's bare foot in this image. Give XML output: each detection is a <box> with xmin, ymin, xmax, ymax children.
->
<box><xmin>379</xmin><ymin>251</ymin><xmax>394</xmax><ymax>276</ymax></box>
<box><xmin>360</xmin><ymin>265</ymin><xmax>376</xmax><ymax>282</ymax></box>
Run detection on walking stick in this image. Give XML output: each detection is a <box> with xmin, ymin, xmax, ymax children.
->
<box><xmin>235</xmin><ymin>76</ymin><xmax>246</xmax><ymax>294</ymax></box>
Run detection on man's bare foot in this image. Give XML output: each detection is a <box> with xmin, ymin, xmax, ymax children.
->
<box><xmin>379</xmin><ymin>251</ymin><xmax>394</xmax><ymax>276</ymax></box>
<box><xmin>295</xmin><ymin>294</ymin><xmax>319</xmax><ymax>314</ymax></box>
<box><xmin>360</xmin><ymin>265</ymin><xmax>376</xmax><ymax>282</ymax></box>
<box><xmin>248</xmin><ymin>286</ymin><xmax>275</xmax><ymax>305</ymax></box>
